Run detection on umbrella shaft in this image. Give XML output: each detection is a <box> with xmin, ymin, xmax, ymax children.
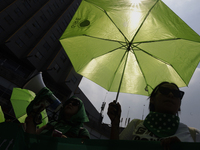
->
<box><xmin>115</xmin><ymin>52</ymin><xmax>129</xmax><ymax>102</ymax></box>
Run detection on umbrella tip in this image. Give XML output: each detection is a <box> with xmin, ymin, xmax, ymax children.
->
<box><xmin>145</xmin><ymin>85</ymin><xmax>148</xmax><ymax>92</ymax></box>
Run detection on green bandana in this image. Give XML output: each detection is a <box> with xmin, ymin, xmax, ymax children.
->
<box><xmin>143</xmin><ymin>112</ymin><xmax>180</xmax><ymax>138</ymax></box>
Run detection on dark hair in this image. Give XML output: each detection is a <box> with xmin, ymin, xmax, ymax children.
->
<box><xmin>149</xmin><ymin>81</ymin><xmax>180</xmax><ymax>112</ymax></box>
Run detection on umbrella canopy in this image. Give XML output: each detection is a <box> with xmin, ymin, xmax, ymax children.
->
<box><xmin>10</xmin><ymin>88</ymin><xmax>48</xmax><ymax>127</ymax></box>
<box><xmin>0</xmin><ymin>106</ymin><xmax>5</xmax><ymax>123</ymax></box>
<box><xmin>60</xmin><ymin>0</ymin><xmax>200</xmax><ymax>96</ymax></box>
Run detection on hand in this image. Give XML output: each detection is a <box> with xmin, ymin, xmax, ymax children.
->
<box><xmin>161</xmin><ymin>136</ymin><xmax>181</xmax><ymax>150</ymax></box>
<box><xmin>107</xmin><ymin>100</ymin><xmax>121</xmax><ymax>125</ymax></box>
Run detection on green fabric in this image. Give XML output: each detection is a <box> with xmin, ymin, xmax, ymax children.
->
<box><xmin>0</xmin><ymin>106</ymin><xmax>5</xmax><ymax>123</ymax></box>
<box><xmin>41</xmin><ymin>96</ymin><xmax>90</xmax><ymax>138</ymax></box>
<box><xmin>1</xmin><ymin>122</ymin><xmax>200</xmax><ymax>150</ymax></box>
<box><xmin>10</xmin><ymin>88</ymin><xmax>48</xmax><ymax>128</ymax></box>
<box><xmin>143</xmin><ymin>112</ymin><xmax>179</xmax><ymax>137</ymax></box>
<box><xmin>64</xmin><ymin>96</ymin><xmax>89</xmax><ymax>123</ymax></box>
<box><xmin>60</xmin><ymin>0</ymin><xmax>200</xmax><ymax>96</ymax></box>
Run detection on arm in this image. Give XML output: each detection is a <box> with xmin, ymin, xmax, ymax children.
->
<box><xmin>25</xmin><ymin>115</ymin><xmax>37</xmax><ymax>134</ymax></box>
<box><xmin>107</xmin><ymin>101</ymin><xmax>121</xmax><ymax>140</ymax></box>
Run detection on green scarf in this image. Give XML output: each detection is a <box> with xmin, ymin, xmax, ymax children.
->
<box><xmin>143</xmin><ymin>112</ymin><xmax>179</xmax><ymax>138</ymax></box>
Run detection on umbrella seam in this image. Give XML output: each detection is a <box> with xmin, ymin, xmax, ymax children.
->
<box><xmin>134</xmin><ymin>46</ymin><xmax>171</xmax><ymax>66</ymax></box>
<box><xmin>103</xmin><ymin>10</ymin><xmax>129</xmax><ymax>43</ymax></box>
<box><xmin>76</xmin><ymin>46</ymin><xmax>126</xmax><ymax>73</ymax></box>
<box><xmin>130</xmin><ymin>46</ymin><xmax>149</xmax><ymax>95</ymax></box>
<box><xmin>131</xmin><ymin>0</ymin><xmax>160</xmax><ymax>43</ymax></box>
<box><xmin>108</xmin><ymin>51</ymin><xmax>127</xmax><ymax>92</ymax></box>
<box><xmin>115</xmin><ymin>51</ymin><xmax>129</xmax><ymax>101</ymax></box>
<box><xmin>131</xmin><ymin>46</ymin><xmax>187</xmax><ymax>90</ymax></box>
<box><xmin>83</xmin><ymin>0</ymin><xmax>129</xmax><ymax>43</ymax></box>
<box><xmin>132</xmin><ymin>38</ymin><xmax>181</xmax><ymax>44</ymax></box>
<box><xmin>83</xmin><ymin>34</ymin><xmax>126</xmax><ymax>43</ymax></box>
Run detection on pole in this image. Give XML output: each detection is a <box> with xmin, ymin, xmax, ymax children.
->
<box><xmin>115</xmin><ymin>51</ymin><xmax>129</xmax><ymax>102</ymax></box>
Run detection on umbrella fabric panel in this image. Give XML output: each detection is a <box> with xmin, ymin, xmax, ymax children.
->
<box><xmin>60</xmin><ymin>36</ymin><xmax>124</xmax><ymax>72</ymax></box>
<box><xmin>61</xmin><ymin>36</ymin><xmax>128</xmax><ymax>91</ymax></box>
<box><xmin>133</xmin><ymin>50</ymin><xmax>186</xmax><ymax>93</ymax></box>
<box><xmin>84</xmin><ymin>0</ymin><xmax>158</xmax><ymax>42</ymax></box>
<box><xmin>11</xmin><ymin>99</ymin><xmax>31</xmax><ymax>121</ymax></box>
<box><xmin>137</xmin><ymin>40</ymin><xmax>200</xmax><ymax>86</ymax></box>
<box><xmin>0</xmin><ymin>106</ymin><xmax>5</xmax><ymax>123</ymax></box>
<box><xmin>113</xmin><ymin>51</ymin><xmax>148</xmax><ymax>95</ymax></box>
<box><xmin>38</xmin><ymin>110</ymin><xmax>48</xmax><ymax>128</ymax></box>
<box><xmin>62</xmin><ymin>0</ymin><xmax>200</xmax><ymax>43</ymax></box>
<box><xmin>134</xmin><ymin>0</ymin><xmax>200</xmax><ymax>43</ymax></box>
<box><xmin>60</xmin><ymin>1</ymin><xmax>125</xmax><ymax>42</ymax></box>
<box><xmin>11</xmin><ymin>88</ymin><xmax>35</xmax><ymax>120</ymax></box>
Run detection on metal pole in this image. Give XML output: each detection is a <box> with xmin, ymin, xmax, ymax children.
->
<box><xmin>115</xmin><ymin>51</ymin><xmax>129</xmax><ymax>102</ymax></box>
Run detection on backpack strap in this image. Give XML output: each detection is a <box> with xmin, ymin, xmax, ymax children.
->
<box><xmin>188</xmin><ymin>127</ymin><xmax>199</xmax><ymax>142</ymax></box>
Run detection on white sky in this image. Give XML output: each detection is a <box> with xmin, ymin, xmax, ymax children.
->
<box><xmin>79</xmin><ymin>0</ymin><xmax>200</xmax><ymax>129</ymax></box>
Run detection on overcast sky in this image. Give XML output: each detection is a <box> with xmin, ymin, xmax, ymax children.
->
<box><xmin>79</xmin><ymin>0</ymin><xmax>200</xmax><ymax>129</ymax></box>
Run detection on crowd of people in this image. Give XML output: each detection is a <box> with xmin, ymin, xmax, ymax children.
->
<box><xmin>2</xmin><ymin>81</ymin><xmax>200</xmax><ymax>149</ymax></box>
<box><xmin>25</xmin><ymin>96</ymin><xmax>90</xmax><ymax>139</ymax></box>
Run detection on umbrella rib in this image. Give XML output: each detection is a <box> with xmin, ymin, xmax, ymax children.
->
<box><xmin>109</xmin><ymin>51</ymin><xmax>128</xmax><ymax>93</ymax></box>
<box><xmin>82</xmin><ymin>34</ymin><xmax>129</xmax><ymax>55</ymax></box>
<box><xmin>83</xmin><ymin>34</ymin><xmax>126</xmax><ymax>44</ymax></box>
<box><xmin>103</xmin><ymin>11</ymin><xmax>129</xmax><ymax>43</ymax></box>
<box><xmin>131</xmin><ymin>45</ymin><xmax>188</xmax><ymax>88</ymax></box>
<box><xmin>133</xmin><ymin>38</ymin><xmax>181</xmax><ymax>44</ymax></box>
<box><xmin>91</xmin><ymin>46</ymin><xmax>127</xmax><ymax>61</ymax></box>
<box><xmin>131</xmin><ymin>0</ymin><xmax>159</xmax><ymax>43</ymax></box>
<box><xmin>83</xmin><ymin>1</ymin><xmax>129</xmax><ymax>42</ymax></box>
<box><xmin>129</xmin><ymin>47</ymin><xmax>150</xmax><ymax>94</ymax></box>
<box><xmin>133</xmin><ymin>46</ymin><xmax>171</xmax><ymax>66</ymax></box>
<box><xmin>115</xmin><ymin>51</ymin><xmax>129</xmax><ymax>101</ymax></box>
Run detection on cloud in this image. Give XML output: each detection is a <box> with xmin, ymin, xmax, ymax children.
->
<box><xmin>179</xmin><ymin>68</ymin><xmax>200</xmax><ymax>129</ymax></box>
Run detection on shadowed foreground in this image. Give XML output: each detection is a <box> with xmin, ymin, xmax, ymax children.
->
<box><xmin>0</xmin><ymin>122</ymin><xmax>199</xmax><ymax>150</ymax></box>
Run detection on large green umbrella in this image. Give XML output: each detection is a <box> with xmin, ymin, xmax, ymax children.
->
<box><xmin>10</xmin><ymin>88</ymin><xmax>48</xmax><ymax>128</ymax></box>
<box><xmin>60</xmin><ymin>0</ymin><xmax>200</xmax><ymax>98</ymax></box>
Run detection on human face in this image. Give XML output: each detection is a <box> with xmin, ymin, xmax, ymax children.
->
<box><xmin>150</xmin><ymin>83</ymin><xmax>182</xmax><ymax>115</ymax></box>
<box><xmin>64</xmin><ymin>100</ymin><xmax>80</xmax><ymax>117</ymax></box>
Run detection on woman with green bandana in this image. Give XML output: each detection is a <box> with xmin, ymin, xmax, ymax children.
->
<box><xmin>107</xmin><ymin>82</ymin><xmax>200</xmax><ymax>146</ymax></box>
<box><xmin>26</xmin><ymin>96</ymin><xmax>90</xmax><ymax>139</ymax></box>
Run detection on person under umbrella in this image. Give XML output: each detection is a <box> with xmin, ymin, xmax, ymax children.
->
<box><xmin>107</xmin><ymin>82</ymin><xmax>200</xmax><ymax>148</ymax></box>
<box><xmin>25</xmin><ymin>96</ymin><xmax>90</xmax><ymax>139</ymax></box>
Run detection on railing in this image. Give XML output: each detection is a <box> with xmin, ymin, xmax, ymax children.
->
<box><xmin>1</xmin><ymin>122</ymin><xmax>200</xmax><ymax>150</ymax></box>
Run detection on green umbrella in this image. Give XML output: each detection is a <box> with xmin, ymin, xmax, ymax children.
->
<box><xmin>60</xmin><ymin>0</ymin><xmax>200</xmax><ymax>98</ymax></box>
<box><xmin>0</xmin><ymin>106</ymin><xmax>5</xmax><ymax>123</ymax></box>
<box><xmin>10</xmin><ymin>88</ymin><xmax>48</xmax><ymax>128</ymax></box>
